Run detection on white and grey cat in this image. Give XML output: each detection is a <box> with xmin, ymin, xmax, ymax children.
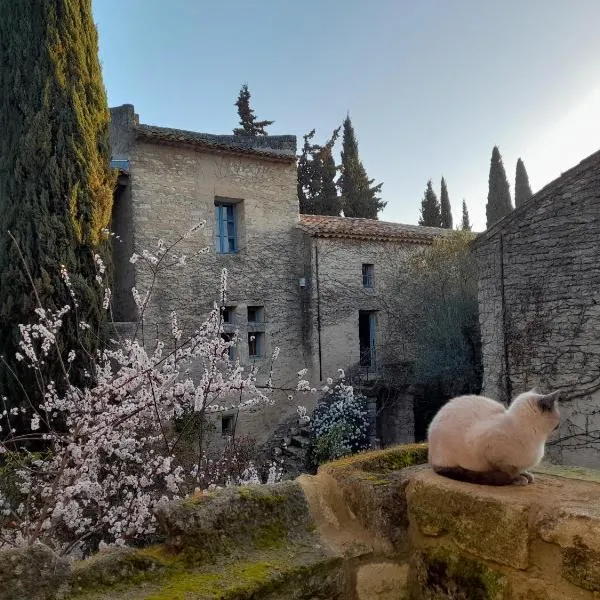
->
<box><xmin>427</xmin><ymin>388</ymin><xmax>560</xmax><ymax>485</ymax></box>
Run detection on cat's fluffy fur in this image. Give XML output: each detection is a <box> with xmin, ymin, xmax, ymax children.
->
<box><xmin>427</xmin><ymin>389</ymin><xmax>560</xmax><ymax>485</ymax></box>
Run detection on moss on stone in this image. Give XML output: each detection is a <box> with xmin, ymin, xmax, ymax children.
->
<box><xmin>407</xmin><ymin>473</ymin><xmax>530</xmax><ymax>569</ymax></box>
<box><xmin>322</xmin><ymin>443</ymin><xmax>428</xmax><ymax>475</ymax></box>
<box><xmin>412</xmin><ymin>548</ymin><xmax>507</xmax><ymax>600</ymax></box>
<box><xmin>154</xmin><ymin>480</ymin><xmax>311</xmax><ymax>562</ymax></box>
<box><xmin>70</xmin><ymin>544</ymin><xmax>344</xmax><ymax>600</ymax></box>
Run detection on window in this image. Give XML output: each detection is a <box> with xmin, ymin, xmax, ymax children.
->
<box><xmin>221</xmin><ymin>332</ymin><xmax>235</xmax><ymax>361</ymax></box>
<box><xmin>362</xmin><ymin>264</ymin><xmax>375</xmax><ymax>288</ymax></box>
<box><xmin>248</xmin><ymin>332</ymin><xmax>264</xmax><ymax>358</ymax></box>
<box><xmin>221</xmin><ymin>306</ymin><xmax>234</xmax><ymax>324</ymax></box>
<box><xmin>221</xmin><ymin>414</ymin><xmax>235</xmax><ymax>436</ymax></box>
<box><xmin>247</xmin><ymin>306</ymin><xmax>264</xmax><ymax>324</ymax></box>
<box><xmin>215</xmin><ymin>202</ymin><xmax>237</xmax><ymax>253</ymax></box>
<box><xmin>359</xmin><ymin>310</ymin><xmax>377</xmax><ymax>367</ymax></box>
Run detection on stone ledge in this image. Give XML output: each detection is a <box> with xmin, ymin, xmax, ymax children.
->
<box><xmin>407</xmin><ymin>471</ymin><xmax>531</xmax><ymax>569</ymax></box>
<box><xmin>3</xmin><ymin>445</ymin><xmax>600</xmax><ymax>599</ymax></box>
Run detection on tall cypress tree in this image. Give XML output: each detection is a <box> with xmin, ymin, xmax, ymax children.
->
<box><xmin>297</xmin><ymin>130</ymin><xmax>318</xmax><ymax>214</ymax></box>
<box><xmin>486</xmin><ymin>146</ymin><xmax>513</xmax><ymax>228</ymax></box>
<box><xmin>514</xmin><ymin>157</ymin><xmax>533</xmax><ymax>208</ymax></box>
<box><xmin>440</xmin><ymin>177</ymin><xmax>453</xmax><ymax>229</ymax></box>
<box><xmin>338</xmin><ymin>116</ymin><xmax>384</xmax><ymax>219</ymax></box>
<box><xmin>315</xmin><ymin>129</ymin><xmax>341</xmax><ymax>216</ymax></box>
<box><xmin>418</xmin><ymin>180</ymin><xmax>442</xmax><ymax>227</ymax></box>
<box><xmin>233</xmin><ymin>84</ymin><xmax>274</xmax><ymax>137</ymax></box>
<box><xmin>0</xmin><ymin>0</ymin><xmax>114</xmax><ymax>412</ymax></box>
<box><xmin>461</xmin><ymin>200</ymin><xmax>472</xmax><ymax>231</ymax></box>
<box><xmin>297</xmin><ymin>127</ymin><xmax>341</xmax><ymax>216</ymax></box>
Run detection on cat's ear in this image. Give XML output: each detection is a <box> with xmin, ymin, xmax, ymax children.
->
<box><xmin>531</xmin><ymin>386</ymin><xmax>542</xmax><ymax>394</ymax></box>
<box><xmin>537</xmin><ymin>390</ymin><xmax>560</xmax><ymax>412</ymax></box>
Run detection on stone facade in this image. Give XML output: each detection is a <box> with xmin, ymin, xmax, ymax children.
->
<box><xmin>473</xmin><ymin>149</ymin><xmax>600</xmax><ymax>467</ymax></box>
<box><xmin>109</xmin><ymin>105</ymin><xmax>441</xmax><ymax>446</ymax></box>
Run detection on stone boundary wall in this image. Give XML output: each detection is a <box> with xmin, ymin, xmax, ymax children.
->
<box><xmin>2</xmin><ymin>445</ymin><xmax>599</xmax><ymax>599</ymax></box>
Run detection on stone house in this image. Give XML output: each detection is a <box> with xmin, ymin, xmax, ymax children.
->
<box><xmin>109</xmin><ymin>104</ymin><xmax>443</xmax><ymax>446</ymax></box>
<box><xmin>473</xmin><ymin>148</ymin><xmax>600</xmax><ymax>467</ymax></box>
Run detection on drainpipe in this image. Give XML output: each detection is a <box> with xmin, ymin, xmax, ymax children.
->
<box><xmin>314</xmin><ymin>239</ymin><xmax>323</xmax><ymax>381</ymax></box>
<box><xmin>499</xmin><ymin>233</ymin><xmax>512</xmax><ymax>402</ymax></box>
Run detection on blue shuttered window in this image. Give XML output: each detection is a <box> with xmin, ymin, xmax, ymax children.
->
<box><xmin>215</xmin><ymin>203</ymin><xmax>237</xmax><ymax>253</ymax></box>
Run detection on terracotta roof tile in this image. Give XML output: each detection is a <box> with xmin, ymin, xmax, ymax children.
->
<box><xmin>298</xmin><ymin>214</ymin><xmax>446</xmax><ymax>244</ymax></box>
<box><xmin>135</xmin><ymin>124</ymin><xmax>296</xmax><ymax>163</ymax></box>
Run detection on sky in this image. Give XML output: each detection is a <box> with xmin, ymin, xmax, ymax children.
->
<box><xmin>93</xmin><ymin>1</ymin><xmax>600</xmax><ymax>231</ymax></box>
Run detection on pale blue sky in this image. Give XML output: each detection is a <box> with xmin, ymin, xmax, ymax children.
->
<box><xmin>93</xmin><ymin>1</ymin><xmax>600</xmax><ymax>230</ymax></box>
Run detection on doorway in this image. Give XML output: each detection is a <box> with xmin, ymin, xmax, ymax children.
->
<box><xmin>359</xmin><ymin>310</ymin><xmax>377</xmax><ymax>368</ymax></box>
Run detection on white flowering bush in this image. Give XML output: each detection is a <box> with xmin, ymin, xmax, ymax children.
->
<box><xmin>307</xmin><ymin>374</ymin><xmax>370</xmax><ymax>469</ymax></box>
<box><xmin>0</xmin><ymin>224</ymin><xmax>282</xmax><ymax>556</ymax></box>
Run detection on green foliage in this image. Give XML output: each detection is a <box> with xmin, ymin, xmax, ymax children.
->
<box><xmin>0</xmin><ymin>0</ymin><xmax>115</xmax><ymax>414</ymax></box>
<box><xmin>390</xmin><ymin>230</ymin><xmax>482</xmax><ymax>401</ymax></box>
<box><xmin>338</xmin><ymin>116</ymin><xmax>385</xmax><ymax>219</ymax></box>
<box><xmin>297</xmin><ymin>128</ymin><xmax>341</xmax><ymax>216</ymax></box>
<box><xmin>461</xmin><ymin>200</ymin><xmax>472</xmax><ymax>231</ymax></box>
<box><xmin>440</xmin><ymin>177</ymin><xmax>453</xmax><ymax>229</ymax></box>
<box><xmin>486</xmin><ymin>146</ymin><xmax>513</xmax><ymax>228</ymax></box>
<box><xmin>418</xmin><ymin>180</ymin><xmax>442</xmax><ymax>227</ymax></box>
<box><xmin>233</xmin><ymin>84</ymin><xmax>274</xmax><ymax>137</ymax></box>
<box><xmin>514</xmin><ymin>157</ymin><xmax>533</xmax><ymax>208</ymax></box>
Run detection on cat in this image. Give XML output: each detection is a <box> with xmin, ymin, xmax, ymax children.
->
<box><xmin>427</xmin><ymin>388</ymin><xmax>560</xmax><ymax>486</ymax></box>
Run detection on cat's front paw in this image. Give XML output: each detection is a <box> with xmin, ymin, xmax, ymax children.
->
<box><xmin>512</xmin><ymin>475</ymin><xmax>530</xmax><ymax>486</ymax></box>
<box><xmin>521</xmin><ymin>471</ymin><xmax>535</xmax><ymax>484</ymax></box>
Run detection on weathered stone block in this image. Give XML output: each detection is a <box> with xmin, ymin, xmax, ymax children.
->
<box><xmin>355</xmin><ymin>562</ymin><xmax>409</xmax><ymax>600</ymax></box>
<box><xmin>0</xmin><ymin>544</ymin><xmax>68</xmax><ymax>600</ymax></box>
<box><xmin>409</xmin><ymin>547</ymin><xmax>508</xmax><ymax>600</ymax></box>
<box><xmin>407</xmin><ymin>471</ymin><xmax>531</xmax><ymax>569</ymax></box>
<box><xmin>561</xmin><ymin>537</ymin><xmax>600</xmax><ymax>592</ymax></box>
<box><xmin>536</xmin><ymin>499</ymin><xmax>600</xmax><ymax>591</ymax></box>
<box><xmin>321</xmin><ymin>444</ymin><xmax>428</xmax><ymax>550</ymax></box>
<box><xmin>154</xmin><ymin>481</ymin><xmax>311</xmax><ymax>560</ymax></box>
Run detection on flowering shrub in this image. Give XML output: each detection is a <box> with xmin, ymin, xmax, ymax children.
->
<box><xmin>306</xmin><ymin>373</ymin><xmax>370</xmax><ymax>469</ymax></box>
<box><xmin>0</xmin><ymin>225</ymin><xmax>283</xmax><ymax>556</ymax></box>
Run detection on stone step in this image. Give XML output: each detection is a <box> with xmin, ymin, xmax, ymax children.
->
<box><xmin>291</xmin><ymin>435</ymin><xmax>311</xmax><ymax>449</ymax></box>
<box><xmin>283</xmin><ymin>445</ymin><xmax>306</xmax><ymax>459</ymax></box>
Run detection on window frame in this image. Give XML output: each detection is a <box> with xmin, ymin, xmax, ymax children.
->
<box><xmin>362</xmin><ymin>263</ymin><xmax>375</xmax><ymax>289</ymax></box>
<box><xmin>215</xmin><ymin>202</ymin><xmax>238</xmax><ymax>254</ymax></box>
<box><xmin>221</xmin><ymin>414</ymin><xmax>235</xmax><ymax>437</ymax></box>
<box><xmin>247</xmin><ymin>331</ymin><xmax>264</xmax><ymax>358</ymax></box>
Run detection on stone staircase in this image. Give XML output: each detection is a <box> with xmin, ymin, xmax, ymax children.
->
<box><xmin>260</xmin><ymin>414</ymin><xmax>313</xmax><ymax>480</ymax></box>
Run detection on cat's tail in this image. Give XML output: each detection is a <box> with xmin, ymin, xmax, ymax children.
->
<box><xmin>432</xmin><ymin>465</ymin><xmax>516</xmax><ymax>486</ymax></box>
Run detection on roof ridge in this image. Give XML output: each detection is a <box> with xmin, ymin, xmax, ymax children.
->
<box><xmin>474</xmin><ymin>146</ymin><xmax>600</xmax><ymax>246</ymax></box>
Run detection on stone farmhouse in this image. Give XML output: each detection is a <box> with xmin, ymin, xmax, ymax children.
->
<box><xmin>473</xmin><ymin>148</ymin><xmax>600</xmax><ymax>467</ymax></box>
<box><xmin>109</xmin><ymin>104</ymin><xmax>443</xmax><ymax>446</ymax></box>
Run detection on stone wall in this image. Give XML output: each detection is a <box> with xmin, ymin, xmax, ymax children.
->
<box><xmin>5</xmin><ymin>444</ymin><xmax>600</xmax><ymax>599</ymax></box>
<box><xmin>110</xmin><ymin>106</ymin><xmax>318</xmax><ymax>444</ymax></box>
<box><xmin>304</xmin><ymin>236</ymin><xmax>423</xmax><ymax>382</ymax></box>
<box><xmin>474</xmin><ymin>150</ymin><xmax>600</xmax><ymax>467</ymax></box>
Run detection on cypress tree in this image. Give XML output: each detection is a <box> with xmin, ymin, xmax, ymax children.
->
<box><xmin>0</xmin><ymin>0</ymin><xmax>114</xmax><ymax>413</ymax></box>
<box><xmin>297</xmin><ymin>130</ymin><xmax>318</xmax><ymax>214</ymax></box>
<box><xmin>338</xmin><ymin>115</ymin><xmax>384</xmax><ymax>219</ymax></box>
<box><xmin>514</xmin><ymin>157</ymin><xmax>533</xmax><ymax>208</ymax></box>
<box><xmin>461</xmin><ymin>200</ymin><xmax>472</xmax><ymax>231</ymax></box>
<box><xmin>233</xmin><ymin>84</ymin><xmax>274</xmax><ymax>137</ymax></box>
<box><xmin>440</xmin><ymin>177</ymin><xmax>453</xmax><ymax>229</ymax></box>
<box><xmin>297</xmin><ymin>127</ymin><xmax>341</xmax><ymax>216</ymax></box>
<box><xmin>418</xmin><ymin>180</ymin><xmax>442</xmax><ymax>227</ymax></box>
<box><xmin>315</xmin><ymin>129</ymin><xmax>341</xmax><ymax>216</ymax></box>
<box><xmin>486</xmin><ymin>146</ymin><xmax>513</xmax><ymax>228</ymax></box>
